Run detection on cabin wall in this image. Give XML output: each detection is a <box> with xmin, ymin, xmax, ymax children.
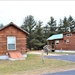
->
<box><xmin>0</xmin><ymin>25</ymin><xmax>27</xmax><ymax>55</ymax></box>
<box><xmin>55</xmin><ymin>33</ymin><xmax>75</xmax><ymax>50</ymax></box>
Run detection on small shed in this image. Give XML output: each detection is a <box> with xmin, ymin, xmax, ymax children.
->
<box><xmin>0</xmin><ymin>22</ymin><xmax>29</xmax><ymax>57</ymax></box>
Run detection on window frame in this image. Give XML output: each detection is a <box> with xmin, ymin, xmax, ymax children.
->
<box><xmin>66</xmin><ymin>39</ymin><xmax>69</xmax><ymax>44</ymax></box>
<box><xmin>66</xmin><ymin>33</ymin><xmax>72</xmax><ymax>37</ymax></box>
<box><xmin>55</xmin><ymin>40</ymin><xmax>59</xmax><ymax>45</ymax></box>
<box><xmin>7</xmin><ymin>36</ymin><xmax>16</xmax><ymax>50</ymax></box>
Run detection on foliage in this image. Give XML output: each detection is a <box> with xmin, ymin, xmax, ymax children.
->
<box><xmin>57</xmin><ymin>16</ymin><xmax>75</xmax><ymax>33</ymax></box>
<box><xmin>21</xmin><ymin>15</ymin><xmax>36</xmax><ymax>33</ymax></box>
<box><xmin>62</xmin><ymin>17</ymin><xmax>69</xmax><ymax>32</ymax></box>
<box><xmin>0</xmin><ymin>23</ymin><xmax>4</xmax><ymax>29</ymax></box>
<box><xmin>21</xmin><ymin>15</ymin><xmax>36</xmax><ymax>49</ymax></box>
<box><xmin>47</xmin><ymin>17</ymin><xmax>57</xmax><ymax>31</ymax></box>
<box><xmin>21</xmin><ymin>15</ymin><xmax>75</xmax><ymax>50</ymax></box>
<box><xmin>68</xmin><ymin>15</ymin><xmax>75</xmax><ymax>32</ymax></box>
<box><xmin>57</xmin><ymin>19</ymin><xmax>63</xmax><ymax>33</ymax></box>
<box><xmin>47</xmin><ymin>17</ymin><xmax>57</xmax><ymax>36</ymax></box>
<box><xmin>32</xmin><ymin>21</ymin><xmax>45</xmax><ymax>49</ymax></box>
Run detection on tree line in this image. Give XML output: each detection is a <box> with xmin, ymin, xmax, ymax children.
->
<box><xmin>21</xmin><ymin>15</ymin><xmax>75</xmax><ymax>50</ymax></box>
<box><xmin>0</xmin><ymin>15</ymin><xmax>75</xmax><ymax>50</ymax></box>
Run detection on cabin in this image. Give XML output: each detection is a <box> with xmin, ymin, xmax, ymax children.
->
<box><xmin>0</xmin><ymin>22</ymin><xmax>29</xmax><ymax>60</ymax></box>
<box><xmin>47</xmin><ymin>32</ymin><xmax>75</xmax><ymax>52</ymax></box>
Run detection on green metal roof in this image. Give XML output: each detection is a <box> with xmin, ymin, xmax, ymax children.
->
<box><xmin>47</xmin><ymin>34</ymin><xmax>63</xmax><ymax>40</ymax></box>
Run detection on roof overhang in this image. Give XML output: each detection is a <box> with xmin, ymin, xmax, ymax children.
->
<box><xmin>0</xmin><ymin>22</ymin><xmax>29</xmax><ymax>35</ymax></box>
<box><xmin>47</xmin><ymin>34</ymin><xmax>63</xmax><ymax>41</ymax></box>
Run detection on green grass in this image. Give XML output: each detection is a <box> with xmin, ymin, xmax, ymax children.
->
<box><xmin>0</xmin><ymin>54</ymin><xmax>75</xmax><ymax>75</ymax></box>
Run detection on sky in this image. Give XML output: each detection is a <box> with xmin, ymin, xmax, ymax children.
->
<box><xmin>0</xmin><ymin>1</ymin><xmax>75</xmax><ymax>26</ymax></box>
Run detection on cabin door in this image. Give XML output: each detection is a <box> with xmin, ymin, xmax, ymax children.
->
<box><xmin>51</xmin><ymin>41</ymin><xmax>55</xmax><ymax>50</ymax></box>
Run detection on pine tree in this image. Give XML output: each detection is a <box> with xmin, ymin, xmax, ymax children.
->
<box><xmin>68</xmin><ymin>15</ymin><xmax>75</xmax><ymax>32</ymax></box>
<box><xmin>63</xmin><ymin>17</ymin><xmax>69</xmax><ymax>32</ymax></box>
<box><xmin>21</xmin><ymin>15</ymin><xmax>36</xmax><ymax>49</ymax></box>
<box><xmin>43</xmin><ymin>25</ymin><xmax>49</xmax><ymax>38</ymax></box>
<box><xmin>0</xmin><ymin>23</ymin><xmax>4</xmax><ymax>29</ymax></box>
<box><xmin>57</xmin><ymin>19</ymin><xmax>64</xmax><ymax>33</ymax></box>
<box><xmin>31</xmin><ymin>21</ymin><xmax>45</xmax><ymax>50</ymax></box>
<box><xmin>47</xmin><ymin>16</ymin><xmax>57</xmax><ymax>36</ymax></box>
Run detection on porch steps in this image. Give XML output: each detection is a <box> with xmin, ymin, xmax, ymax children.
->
<box><xmin>8</xmin><ymin>52</ymin><xmax>25</xmax><ymax>60</ymax></box>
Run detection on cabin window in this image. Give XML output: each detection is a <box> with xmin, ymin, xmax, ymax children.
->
<box><xmin>55</xmin><ymin>40</ymin><xmax>59</xmax><ymax>45</ymax></box>
<box><xmin>66</xmin><ymin>33</ymin><xmax>72</xmax><ymax>37</ymax></box>
<box><xmin>66</xmin><ymin>39</ymin><xmax>69</xmax><ymax>44</ymax></box>
<box><xmin>7</xmin><ymin>36</ymin><xmax>16</xmax><ymax>50</ymax></box>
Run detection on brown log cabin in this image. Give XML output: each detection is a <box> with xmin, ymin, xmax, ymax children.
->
<box><xmin>47</xmin><ymin>32</ymin><xmax>75</xmax><ymax>51</ymax></box>
<box><xmin>0</xmin><ymin>22</ymin><xmax>29</xmax><ymax>55</ymax></box>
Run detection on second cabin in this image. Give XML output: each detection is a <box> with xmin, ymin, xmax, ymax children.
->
<box><xmin>47</xmin><ymin>32</ymin><xmax>75</xmax><ymax>52</ymax></box>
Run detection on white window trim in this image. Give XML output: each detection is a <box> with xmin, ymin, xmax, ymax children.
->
<box><xmin>66</xmin><ymin>39</ymin><xmax>69</xmax><ymax>44</ymax></box>
<box><xmin>55</xmin><ymin>40</ymin><xmax>59</xmax><ymax>45</ymax></box>
<box><xmin>7</xmin><ymin>36</ymin><xmax>16</xmax><ymax>50</ymax></box>
<box><xmin>66</xmin><ymin>33</ymin><xmax>72</xmax><ymax>37</ymax></box>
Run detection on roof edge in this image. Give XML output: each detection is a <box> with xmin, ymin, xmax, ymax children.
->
<box><xmin>47</xmin><ymin>34</ymin><xmax>63</xmax><ymax>41</ymax></box>
<box><xmin>0</xmin><ymin>22</ymin><xmax>29</xmax><ymax>35</ymax></box>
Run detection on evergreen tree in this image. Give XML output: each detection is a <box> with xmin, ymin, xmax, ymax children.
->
<box><xmin>47</xmin><ymin>16</ymin><xmax>57</xmax><ymax>36</ymax></box>
<box><xmin>21</xmin><ymin>15</ymin><xmax>75</xmax><ymax>50</ymax></box>
<box><xmin>57</xmin><ymin>19</ymin><xmax>64</xmax><ymax>33</ymax></box>
<box><xmin>43</xmin><ymin>25</ymin><xmax>50</xmax><ymax>38</ymax></box>
<box><xmin>21</xmin><ymin>15</ymin><xmax>36</xmax><ymax>33</ymax></box>
<box><xmin>68</xmin><ymin>15</ymin><xmax>75</xmax><ymax>32</ymax></box>
<box><xmin>21</xmin><ymin>15</ymin><xmax>36</xmax><ymax>50</ymax></box>
<box><xmin>63</xmin><ymin>17</ymin><xmax>69</xmax><ymax>32</ymax></box>
<box><xmin>0</xmin><ymin>24</ymin><xmax>4</xmax><ymax>29</ymax></box>
<box><xmin>31</xmin><ymin>21</ymin><xmax>45</xmax><ymax>50</ymax></box>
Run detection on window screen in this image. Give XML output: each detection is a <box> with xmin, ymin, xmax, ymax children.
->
<box><xmin>7</xmin><ymin>36</ymin><xmax>16</xmax><ymax>50</ymax></box>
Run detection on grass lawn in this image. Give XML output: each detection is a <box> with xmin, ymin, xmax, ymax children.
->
<box><xmin>0</xmin><ymin>54</ymin><xmax>75</xmax><ymax>75</ymax></box>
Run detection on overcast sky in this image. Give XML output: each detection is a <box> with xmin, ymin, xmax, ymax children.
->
<box><xmin>0</xmin><ymin>1</ymin><xmax>75</xmax><ymax>26</ymax></box>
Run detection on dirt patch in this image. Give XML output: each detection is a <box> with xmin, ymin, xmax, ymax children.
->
<box><xmin>27</xmin><ymin>51</ymin><xmax>62</xmax><ymax>56</ymax></box>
